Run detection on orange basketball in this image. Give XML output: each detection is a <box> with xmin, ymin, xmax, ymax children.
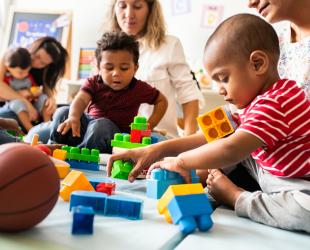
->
<box><xmin>0</xmin><ymin>143</ymin><xmax>59</xmax><ymax>232</ymax></box>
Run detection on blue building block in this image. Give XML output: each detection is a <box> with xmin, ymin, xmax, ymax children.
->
<box><xmin>88</xmin><ymin>177</ymin><xmax>113</xmax><ymax>189</ymax></box>
<box><xmin>72</xmin><ymin>205</ymin><xmax>95</xmax><ymax>235</ymax></box>
<box><xmin>67</xmin><ymin>160</ymin><xmax>100</xmax><ymax>171</ymax></box>
<box><xmin>70</xmin><ymin>191</ymin><xmax>107</xmax><ymax>214</ymax></box>
<box><xmin>167</xmin><ymin>193</ymin><xmax>213</xmax><ymax>235</ymax></box>
<box><xmin>146</xmin><ymin>169</ymin><xmax>200</xmax><ymax>199</ymax></box>
<box><xmin>104</xmin><ymin>195</ymin><xmax>143</xmax><ymax>220</ymax></box>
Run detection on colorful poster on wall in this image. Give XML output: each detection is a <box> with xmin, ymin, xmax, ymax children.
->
<box><xmin>171</xmin><ymin>0</ymin><xmax>191</xmax><ymax>16</ymax></box>
<box><xmin>200</xmin><ymin>5</ymin><xmax>224</xmax><ymax>29</ymax></box>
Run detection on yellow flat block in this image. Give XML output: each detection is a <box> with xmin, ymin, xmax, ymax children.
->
<box><xmin>55</xmin><ymin>164</ymin><xmax>70</xmax><ymax>179</ymax></box>
<box><xmin>157</xmin><ymin>183</ymin><xmax>205</xmax><ymax>217</ymax></box>
<box><xmin>197</xmin><ymin>106</ymin><xmax>235</xmax><ymax>142</ymax></box>
<box><xmin>53</xmin><ymin>149</ymin><xmax>67</xmax><ymax>161</ymax></box>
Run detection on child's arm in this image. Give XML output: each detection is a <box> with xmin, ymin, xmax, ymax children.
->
<box><xmin>147</xmin><ymin>130</ymin><xmax>264</xmax><ymax>183</ymax></box>
<box><xmin>107</xmin><ymin>132</ymin><xmax>206</xmax><ymax>181</ymax></box>
<box><xmin>147</xmin><ymin>92</ymin><xmax>168</xmax><ymax>129</ymax></box>
<box><xmin>57</xmin><ymin>91</ymin><xmax>91</xmax><ymax>137</ymax></box>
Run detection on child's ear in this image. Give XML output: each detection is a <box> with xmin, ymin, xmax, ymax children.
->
<box><xmin>249</xmin><ymin>50</ymin><xmax>269</xmax><ymax>75</ymax></box>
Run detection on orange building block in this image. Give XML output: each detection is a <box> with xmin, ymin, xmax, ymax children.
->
<box><xmin>59</xmin><ymin>170</ymin><xmax>94</xmax><ymax>201</ymax></box>
<box><xmin>197</xmin><ymin>106</ymin><xmax>236</xmax><ymax>142</ymax></box>
<box><xmin>53</xmin><ymin>149</ymin><xmax>68</xmax><ymax>161</ymax></box>
<box><xmin>157</xmin><ymin>183</ymin><xmax>205</xmax><ymax>223</ymax></box>
<box><xmin>55</xmin><ymin>164</ymin><xmax>70</xmax><ymax>179</ymax></box>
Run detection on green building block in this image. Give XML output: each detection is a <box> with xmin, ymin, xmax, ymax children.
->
<box><xmin>60</xmin><ymin>146</ymin><xmax>99</xmax><ymax>163</ymax></box>
<box><xmin>111</xmin><ymin>133</ymin><xmax>151</xmax><ymax>149</ymax></box>
<box><xmin>130</xmin><ymin>116</ymin><xmax>148</xmax><ymax>130</ymax></box>
<box><xmin>111</xmin><ymin>160</ymin><xmax>133</xmax><ymax>180</ymax></box>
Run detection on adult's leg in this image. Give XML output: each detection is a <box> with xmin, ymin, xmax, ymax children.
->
<box><xmin>78</xmin><ymin>118</ymin><xmax>121</xmax><ymax>153</ymax></box>
<box><xmin>24</xmin><ymin>121</ymin><xmax>52</xmax><ymax>144</ymax></box>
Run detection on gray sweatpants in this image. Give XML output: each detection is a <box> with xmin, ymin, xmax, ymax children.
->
<box><xmin>234</xmin><ymin>158</ymin><xmax>310</xmax><ymax>233</ymax></box>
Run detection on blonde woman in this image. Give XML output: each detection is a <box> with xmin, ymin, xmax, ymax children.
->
<box><xmin>107</xmin><ymin>0</ymin><xmax>204</xmax><ymax>137</ymax></box>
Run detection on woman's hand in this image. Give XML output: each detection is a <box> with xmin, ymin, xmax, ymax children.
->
<box><xmin>107</xmin><ymin>145</ymin><xmax>161</xmax><ymax>182</ymax></box>
<box><xmin>57</xmin><ymin>117</ymin><xmax>81</xmax><ymax>137</ymax></box>
<box><xmin>146</xmin><ymin>156</ymin><xmax>192</xmax><ymax>183</ymax></box>
<box><xmin>44</xmin><ymin>96</ymin><xmax>57</xmax><ymax>116</ymax></box>
<box><xmin>0</xmin><ymin>118</ymin><xmax>25</xmax><ymax>135</ymax></box>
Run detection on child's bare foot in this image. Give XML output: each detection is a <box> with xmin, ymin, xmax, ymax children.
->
<box><xmin>206</xmin><ymin>169</ymin><xmax>244</xmax><ymax>208</ymax></box>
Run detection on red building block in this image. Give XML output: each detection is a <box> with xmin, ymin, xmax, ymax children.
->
<box><xmin>96</xmin><ymin>182</ymin><xmax>116</xmax><ymax>195</ymax></box>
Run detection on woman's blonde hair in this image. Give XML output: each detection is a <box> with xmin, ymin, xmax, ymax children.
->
<box><xmin>108</xmin><ymin>0</ymin><xmax>166</xmax><ymax>49</ymax></box>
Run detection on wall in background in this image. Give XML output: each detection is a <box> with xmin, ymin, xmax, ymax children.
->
<box><xmin>4</xmin><ymin>0</ymin><xmax>255</xmax><ymax>79</ymax></box>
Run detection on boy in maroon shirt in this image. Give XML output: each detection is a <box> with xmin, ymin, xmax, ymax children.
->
<box><xmin>49</xmin><ymin>32</ymin><xmax>167</xmax><ymax>152</ymax></box>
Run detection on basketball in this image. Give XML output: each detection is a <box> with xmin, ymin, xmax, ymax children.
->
<box><xmin>0</xmin><ymin>143</ymin><xmax>59</xmax><ymax>232</ymax></box>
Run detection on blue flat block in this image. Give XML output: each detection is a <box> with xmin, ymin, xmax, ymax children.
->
<box><xmin>104</xmin><ymin>194</ymin><xmax>143</xmax><ymax>220</ymax></box>
<box><xmin>146</xmin><ymin>169</ymin><xmax>200</xmax><ymax>199</ymax></box>
<box><xmin>88</xmin><ymin>177</ymin><xmax>113</xmax><ymax>189</ymax></box>
<box><xmin>72</xmin><ymin>205</ymin><xmax>95</xmax><ymax>235</ymax></box>
<box><xmin>67</xmin><ymin>160</ymin><xmax>100</xmax><ymax>171</ymax></box>
<box><xmin>70</xmin><ymin>191</ymin><xmax>107</xmax><ymax>214</ymax></box>
<box><xmin>167</xmin><ymin>193</ymin><xmax>213</xmax><ymax>234</ymax></box>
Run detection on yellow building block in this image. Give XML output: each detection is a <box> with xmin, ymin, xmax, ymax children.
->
<box><xmin>55</xmin><ymin>164</ymin><xmax>70</xmax><ymax>179</ymax></box>
<box><xmin>157</xmin><ymin>183</ymin><xmax>205</xmax><ymax>223</ymax></box>
<box><xmin>197</xmin><ymin>106</ymin><xmax>236</xmax><ymax>143</ymax></box>
<box><xmin>53</xmin><ymin>149</ymin><xmax>67</xmax><ymax>161</ymax></box>
<box><xmin>59</xmin><ymin>170</ymin><xmax>94</xmax><ymax>201</ymax></box>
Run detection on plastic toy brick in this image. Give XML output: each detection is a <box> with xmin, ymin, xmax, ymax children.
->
<box><xmin>130</xmin><ymin>129</ymin><xmax>151</xmax><ymax>143</ymax></box>
<box><xmin>53</xmin><ymin>149</ymin><xmax>67</xmax><ymax>161</ymax></box>
<box><xmin>104</xmin><ymin>194</ymin><xmax>143</xmax><ymax>220</ymax></box>
<box><xmin>88</xmin><ymin>177</ymin><xmax>113</xmax><ymax>189</ymax></box>
<box><xmin>72</xmin><ymin>205</ymin><xmax>95</xmax><ymax>235</ymax></box>
<box><xmin>146</xmin><ymin>169</ymin><xmax>200</xmax><ymax>199</ymax></box>
<box><xmin>167</xmin><ymin>193</ymin><xmax>213</xmax><ymax>234</ymax></box>
<box><xmin>70</xmin><ymin>191</ymin><xmax>108</xmax><ymax>213</ymax></box>
<box><xmin>96</xmin><ymin>182</ymin><xmax>116</xmax><ymax>195</ymax></box>
<box><xmin>111</xmin><ymin>133</ymin><xmax>151</xmax><ymax>149</ymax></box>
<box><xmin>130</xmin><ymin>116</ymin><xmax>149</xmax><ymax>130</ymax></box>
<box><xmin>31</xmin><ymin>133</ymin><xmax>39</xmax><ymax>146</ymax></box>
<box><xmin>157</xmin><ymin>183</ymin><xmax>205</xmax><ymax>223</ymax></box>
<box><xmin>197</xmin><ymin>105</ymin><xmax>238</xmax><ymax>143</ymax></box>
<box><xmin>111</xmin><ymin>160</ymin><xmax>133</xmax><ymax>180</ymax></box>
<box><xmin>67</xmin><ymin>160</ymin><xmax>100</xmax><ymax>171</ymax></box>
<box><xmin>60</xmin><ymin>170</ymin><xmax>95</xmax><ymax>201</ymax></box>
<box><xmin>55</xmin><ymin>164</ymin><xmax>70</xmax><ymax>179</ymax></box>
<box><xmin>61</xmin><ymin>146</ymin><xmax>100</xmax><ymax>163</ymax></box>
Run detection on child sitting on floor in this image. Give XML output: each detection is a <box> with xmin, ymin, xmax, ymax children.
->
<box><xmin>49</xmin><ymin>31</ymin><xmax>167</xmax><ymax>153</ymax></box>
<box><xmin>107</xmin><ymin>14</ymin><xmax>310</xmax><ymax>233</ymax></box>
<box><xmin>3</xmin><ymin>47</ymin><xmax>50</xmax><ymax>131</ymax></box>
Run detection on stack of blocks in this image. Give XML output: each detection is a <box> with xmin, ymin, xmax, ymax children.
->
<box><xmin>146</xmin><ymin>169</ymin><xmax>200</xmax><ymax>199</ymax></box>
<box><xmin>197</xmin><ymin>105</ymin><xmax>238</xmax><ymax>142</ymax></box>
<box><xmin>158</xmin><ymin>183</ymin><xmax>213</xmax><ymax>234</ymax></box>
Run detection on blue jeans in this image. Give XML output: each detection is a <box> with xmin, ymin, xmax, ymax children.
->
<box><xmin>49</xmin><ymin>106</ymin><xmax>121</xmax><ymax>153</ymax></box>
<box><xmin>0</xmin><ymin>129</ymin><xmax>21</xmax><ymax>145</ymax></box>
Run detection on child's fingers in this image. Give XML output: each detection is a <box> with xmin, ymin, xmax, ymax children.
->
<box><xmin>107</xmin><ymin>151</ymin><xmax>134</xmax><ymax>177</ymax></box>
<box><xmin>146</xmin><ymin>161</ymin><xmax>162</xmax><ymax>178</ymax></box>
<box><xmin>71</xmin><ymin>123</ymin><xmax>80</xmax><ymax>137</ymax></box>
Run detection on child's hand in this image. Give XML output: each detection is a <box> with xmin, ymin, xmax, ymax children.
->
<box><xmin>18</xmin><ymin>89</ymin><xmax>33</xmax><ymax>100</ymax></box>
<box><xmin>146</xmin><ymin>156</ymin><xmax>192</xmax><ymax>183</ymax></box>
<box><xmin>44</xmin><ymin>97</ymin><xmax>57</xmax><ymax>115</ymax></box>
<box><xmin>0</xmin><ymin>118</ymin><xmax>25</xmax><ymax>135</ymax></box>
<box><xmin>25</xmin><ymin>101</ymin><xmax>39</xmax><ymax>121</ymax></box>
<box><xmin>57</xmin><ymin>117</ymin><xmax>81</xmax><ymax>137</ymax></box>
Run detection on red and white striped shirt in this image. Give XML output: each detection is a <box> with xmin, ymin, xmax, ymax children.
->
<box><xmin>238</xmin><ymin>79</ymin><xmax>310</xmax><ymax>178</ymax></box>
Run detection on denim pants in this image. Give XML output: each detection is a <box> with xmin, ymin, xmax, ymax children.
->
<box><xmin>49</xmin><ymin>106</ymin><xmax>121</xmax><ymax>153</ymax></box>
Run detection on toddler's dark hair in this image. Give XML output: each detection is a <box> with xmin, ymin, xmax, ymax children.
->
<box><xmin>204</xmin><ymin>14</ymin><xmax>280</xmax><ymax>64</ymax></box>
<box><xmin>95</xmin><ymin>31</ymin><xmax>139</xmax><ymax>66</ymax></box>
<box><xmin>4</xmin><ymin>47</ymin><xmax>31</xmax><ymax>69</ymax></box>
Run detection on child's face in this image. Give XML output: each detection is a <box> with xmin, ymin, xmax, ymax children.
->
<box><xmin>204</xmin><ymin>47</ymin><xmax>264</xmax><ymax>109</ymax></box>
<box><xmin>7</xmin><ymin>66</ymin><xmax>30</xmax><ymax>80</ymax></box>
<box><xmin>98</xmin><ymin>50</ymin><xmax>138</xmax><ymax>91</ymax></box>
<box><xmin>247</xmin><ymin>0</ymin><xmax>293</xmax><ymax>23</ymax></box>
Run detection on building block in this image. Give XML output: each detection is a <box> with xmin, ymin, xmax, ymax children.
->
<box><xmin>96</xmin><ymin>182</ymin><xmax>116</xmax><ymax>195</ymax></box>
<box><xmin>197</xmin><ymin>105</ymin><xmax>238</xmax><ymax>143</ymax></box>
<box><xmin>67</xmin><ymin>160</ymin><xmax>100</xmax><ymax>171</ymax></box>
<box><xmin>111</xmin><ymin>133</ymin><xmax>151</xmax><ymax>149</ymax></box>
<box><xmin>60</xmin><ymin>170</ymin><xmax>95</xmax><ymax>201</ymax></box>
<box><xmin>146</xmin><ymin>169</ymin><xmax>200</xmax><ymax>199</ymax></box>
<box><xmin>72</xmin><ymin>205</ymin><xmax>95</xmax><ymax>235</ymax></box>
<box><xmin>167</xmin><ymin>193</ymin><xmax>213</xmax><ymax>234</ymax></box>
<box><xmin>70</xmin><ymin>191</ymin><xmax>107</xmax><ymax>213</ymax></box>
<box><xmin>111</xmin><ymin>160</ymin><xmax>133</xmax><ymax>180</ymax></box>
<box><xmin>55</xmin><ymin>164</ymin><xmax>70</xmax><ymax>179</ymax></box>
<box><xmin>88</xmin><ymin>177</ymin><xmax>113</xmax><ymax>189</ymax></box>
<box><xmin>130</xmin><ymin>116</ymin><xmax>149</xmax><ymax>130</ymax></box>
<box><xmin>104</xmin><ymin>195</ymin><xmax>143</xmax><ymax>220</ymax></box>
<box><xmin>53</xmin><ymin>149</ymin><xmax>67</xmax><ymax>161</ymax></box>
<box><xmin>157</xmin><ymin>183</ymin><xmax>205</xmax><ymax>223</ymax></box>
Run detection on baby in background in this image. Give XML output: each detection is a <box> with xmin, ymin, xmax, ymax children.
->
<box><xmin>3</xmin><ymin>47</ymin><xmax>50</xmax><ymax>131</ymax></box>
